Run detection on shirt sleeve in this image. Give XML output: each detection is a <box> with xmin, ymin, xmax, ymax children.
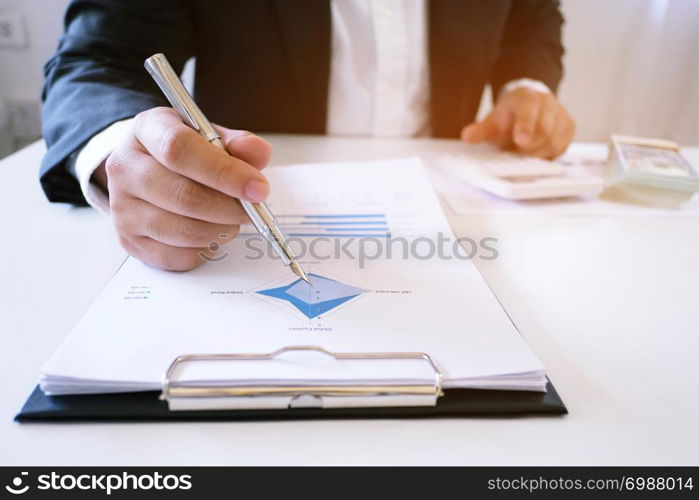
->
<box><xmin>71</xmin><ymin>118</ymin><xmax>133</xmax><ymax>214</ymax></box>
<box><xmin>498</xmin><ymin>78</ymin><xmax>552</xmax><ymax>101</ymax></box>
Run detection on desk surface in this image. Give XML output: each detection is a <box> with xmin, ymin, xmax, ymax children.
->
<box><xmin>1</xmin><ymin>136</ymin><xmax>698</xmax><ymax>465</ymax></box>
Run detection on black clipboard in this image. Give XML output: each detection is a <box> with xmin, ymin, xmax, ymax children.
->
<box><xmin>16</xmin><ymin>381</ymin><xmax>566</xmax><ymax>421</ymax></box>
<box><xmin>16</xmin><ymin>346</ymin><xmax>566</xmax><ymax>421</ymax></box>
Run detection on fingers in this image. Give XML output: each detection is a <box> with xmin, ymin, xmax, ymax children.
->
<box><xmin>118</xmin><ymin>233</ymin><xmax>207</xmax><ymax>272</ymax></box>
<box><xmin>520</xmin><ymin>95</ymin><xmax>556</xmax><ymax>152</ymax></box>
<box><xmin>107</xmin><ymin>146</ymin><xmax>248</xmax><ymax>225</ymax></box>
<box><xmin>132</xmin><ymin>107</ymin><xmax>269</xmax><ymax>202</ymax></box>
<box><xmin>511</xmin><ymin>92</ymin><xmax>541</xmax><ymax>149</ymax></box>
<box><xmin>526</xmin><ymin>110</ymin><xmax>576</xmax><ymax>159</ymax></box>
<box><xmin>113</xmin><ymin>196</ymin><xmax>239</xmax><ymax>248</ymax></box>
<box><xmin>462</xmin><ymin>88</ymin><xmax>575</xmax><ymax>159</ymax></box>
<box><xmin>104</xmin><ymin>106</ymin><xmax>272</xmax><ymax>272</ymax></box>
<box><xmin>461</xmin><ymin>104</ymin><xmax>514</xmax><ymax>149</ymax></box>
<box><xmin>216</xmin><ymin>126</ymin><xmax>272</xmax><ymax>171</ymax></box>
<box><xmin>461</xmin><ymin>116</ymin><xmax>514</xmax><ymax>149</ymax></box>
<box><xmin>519</xmin><ymin>101</ymin><xmax>576</xmax><ymax>159</ymax></box>
<box><xmin>461</xmin><ymin>120</ymin><xmax>497</xmax><ymax>144</ymax></box>
<box><xmin>112</xmin><ymin>194</ymin><xmax>237</xmax><ymax>271</ymax></box>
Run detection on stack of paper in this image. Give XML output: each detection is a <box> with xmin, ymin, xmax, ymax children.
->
<box><xmin>40</xmin><ymin>158</ymin><xmax>547</xmax><ymax>398</ymax></box>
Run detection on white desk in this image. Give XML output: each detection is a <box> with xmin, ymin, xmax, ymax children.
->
<box><xmin>1</xmin><ymin>136</ymin><xmax>698</xmax><ymax>465</ymax></box>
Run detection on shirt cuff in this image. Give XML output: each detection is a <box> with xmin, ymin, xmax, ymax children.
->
<box><xmin>73</xmin><ymin>118</ymin><xmax>133</xmax><ymax>215</ymax></box>
<box><xmin>498</xmin><ymin>78</ymin><xmax>552</xmax><ymax>101</ymax></box>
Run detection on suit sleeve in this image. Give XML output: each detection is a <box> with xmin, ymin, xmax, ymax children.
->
<box><xmin>490</xmin><ymin>0</ymin><xmax>565</xmax><ymax>98</ymax></box>
<box><xmin>40</xmin><ymin>0</ymin><xmax>194</xmax><ymax>205</ymax></box>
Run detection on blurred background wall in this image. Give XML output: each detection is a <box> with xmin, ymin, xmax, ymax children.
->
<box><xmin>1</xmin><ymin>0</ymin><xmax>698</xmax><ymax>159</ymax></box>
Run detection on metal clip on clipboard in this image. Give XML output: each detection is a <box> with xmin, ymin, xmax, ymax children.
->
<box><xmin>161</xmin><ymin>346</ymin><xmax>444</xmax><ymax>411</ymax></box>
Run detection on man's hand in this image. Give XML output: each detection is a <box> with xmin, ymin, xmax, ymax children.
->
<box><xmin>95</xmin><ymin>107</ymin><xmax>271</xmax><ymax>271</ymax></box>
<box><xmin>460</xmin><ymin>87</ymin><xmax>575</xmax><ymax>159</ymax></box>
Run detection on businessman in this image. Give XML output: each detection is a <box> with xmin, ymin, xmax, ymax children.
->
<box><xmin>41</xmin><ymin>0</ymin><xmax>574</xmax><ymax>271</ymax></box>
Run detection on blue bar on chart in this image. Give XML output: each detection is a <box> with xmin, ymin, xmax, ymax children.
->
<box><xmin>241</xmin><ymin>213</ymin><xmax>391</xmax><ymax>238</ymax></box>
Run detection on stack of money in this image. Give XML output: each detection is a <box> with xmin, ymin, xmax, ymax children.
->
<box><xmin>608</xmin><ymin>135</ymin><xmax>699</xmax><ymax>192</ymax></box>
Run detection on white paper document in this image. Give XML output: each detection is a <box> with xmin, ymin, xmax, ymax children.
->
<box><xmin>40</xmin><ymin>158</ymin><xmax>547</xmax><ymax>396</ymax></box>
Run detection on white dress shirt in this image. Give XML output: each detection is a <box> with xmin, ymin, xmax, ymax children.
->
<box><xmin>74</xmin><ymin>0</ymin><xmax>550</xmax><ymax>212</ymax></box>
<box><xmin>327</xmin><ymin>0</ymin><xmax>429</xmax><ymax>137</ymax></box>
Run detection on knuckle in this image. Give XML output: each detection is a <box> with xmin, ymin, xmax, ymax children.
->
<box><xmin>516</xmin><ymin>108</ymin><xmax>536</xmax><ymax>125</ymax></box>
<box><xmin>132</xmin><ymin>110</ymin><xmax>148</xmax><ymax>132</ymax></box>
<box><xmin>133</xmin><ymin>108</ymin><xmax>157</xmax><ymax>140</ymax></box>
<box><xmin>143</xmin><ymin>212</ymin><xmax>163</xmax><ymax>241</ymax></box>
<box><xmin>178</xmin><ymin>219</ymin><xmax>204</xmax><ymax>244</ymax></box>
<box><xmin>212</xmin><ymin>162</ymin><xmax>231</xmax><ymax>193</ymax></box>
<box><xmin>134</xmin><ymin>107</ymin><xmax>166</xmax><ymax>130</ymax></box>
<box><xmin>159</xmin><ymin>127</ymin><xmax>189</xmax><ymax>165</ymax></box>
<box><xmin>541</xmin><ymin>120</ymin><xmax>555</xmax><ymax>138</ymax></box>
<box><xmin>104</xmin><ymin>152</ymin><xmax>125</xmax><ymax>179</ymax></box>
<box><xmin>173</xmin><ymin>181</ymin><xmax>202</xmax><ymax>213</ymax></box>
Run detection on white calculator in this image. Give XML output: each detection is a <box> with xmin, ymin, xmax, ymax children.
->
<box><xmin>437</xmin><ymin>151</ymin><xmax>604</xmax><ymax>200</ymax></box>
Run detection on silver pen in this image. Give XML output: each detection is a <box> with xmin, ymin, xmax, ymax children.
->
<box><xmin>144</xmin><ymin>53</ymin><xmax>310</xmax><ymax>284</ymax></box>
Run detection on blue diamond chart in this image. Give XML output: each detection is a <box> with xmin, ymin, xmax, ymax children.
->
<box><xmin>256</xmin><ymin>273</ymin><xmax>368</xmax><ymax>320</ymax></box>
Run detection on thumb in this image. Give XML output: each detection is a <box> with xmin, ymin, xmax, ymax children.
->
<box><xmin>461</xmin><ymin>119</ymin><xmax>497</xmax><ymax>144</ymax></box>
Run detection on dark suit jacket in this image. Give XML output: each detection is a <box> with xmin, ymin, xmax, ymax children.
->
<box><xmin>40</xmin><ymin>0</ymin><xmax>564</xmax><ymax>205</ymax></box>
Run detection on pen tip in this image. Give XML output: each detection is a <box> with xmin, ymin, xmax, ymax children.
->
<box><xmin>300</xmin><ymin>272</ymin><xmax>312</xmax><ymax>286</ymax></box>
<box><xmin>291</xmin><ymin>261</ymin><xmax>311</xmax><ymax>286</ymax></box>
